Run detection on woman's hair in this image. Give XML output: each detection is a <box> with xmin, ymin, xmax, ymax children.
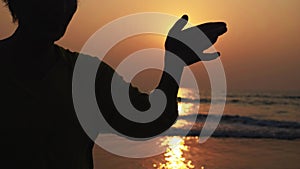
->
<box><xmin>2</xmin><ymin>0</ymin><xmax>18</xmax><ymax>22</ymax></box>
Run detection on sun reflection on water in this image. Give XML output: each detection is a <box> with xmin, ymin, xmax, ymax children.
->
<box><xmin>178</xmin><ymin>102</ymin><xmax>196</xmax><ymax>116</ymax></box>
<box><xmin>153</xmin><ymin>137</ymin><xmax>196</xmax><ymax>169</ymax></box>
<box><xmin>172</xmin><ymin>102</ymin><xmax>198</xmax><ymax>129</ymax></box>
<box><xmin>152</xmin><ymin>88</ymin><xmax>205</xmax><ymax>169</ymax></box>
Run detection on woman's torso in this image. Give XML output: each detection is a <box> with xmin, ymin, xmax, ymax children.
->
<box><xmin>0</xmin><ymin>42</ymin><xmax>94</xmax><ymax>169</ymax></box>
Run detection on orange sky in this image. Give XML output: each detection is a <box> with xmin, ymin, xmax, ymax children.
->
<box><xmin>1</xmin><ymin>0</ymin><xmax>300</xmax><ymax>92</ymax></box>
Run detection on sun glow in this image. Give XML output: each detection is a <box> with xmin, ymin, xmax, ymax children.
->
<box><xmin>154</xmin><ymin>137</ymin><xmax>195</xmax><ymax>169</ymax></box>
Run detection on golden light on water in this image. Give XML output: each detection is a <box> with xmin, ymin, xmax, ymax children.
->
<box><xmin>173</xmin><ymin>102</ymin><xmax>197</xmax><ymax>129</ymax></box>
<box><xmin>178</xmin><ymin>103</ymin><xmax>183</xmax><ymax>114</ymax></box>
<box><xmin>153</xmin><ymin>137</ymin><xmax>196</xmax><ymax>169</ymax></box>
<box><xmin>172</xmin><ymin>119</ymin><xmax>190</xmax><ymax>129</ymax></box>
<box><xmin>179</xmin><ymin>103</ymin><xmax>196</xmax><ymax>116</ymax></box>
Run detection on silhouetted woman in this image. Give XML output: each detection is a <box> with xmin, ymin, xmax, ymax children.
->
<box><xmin>0</xmin><ymin>0</ymin><xmax>226</xmax><ymax>168</ymax></box>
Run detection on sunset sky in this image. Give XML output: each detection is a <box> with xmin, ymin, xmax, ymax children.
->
<box><xmin>1</xmin><ymin>0</ymin><xmax>299</xmax><ymax>92</ymax></box>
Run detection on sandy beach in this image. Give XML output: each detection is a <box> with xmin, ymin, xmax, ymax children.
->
<box><xmin>93</xmin><ymin>137</ymin><xmax>300</xmax><ymax>169</ymax></box>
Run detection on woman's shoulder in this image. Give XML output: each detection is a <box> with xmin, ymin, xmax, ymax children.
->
<box><xmin>55</xmin><ymin>45</ymin><xmax>113</xmax><ymax>72</ymax></box>
<box><xmin>55</xmin><ymin>45</ymin><xmax>79</xmax><ymax>66</ymax></box>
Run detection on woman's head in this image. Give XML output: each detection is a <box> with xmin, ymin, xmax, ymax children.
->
<box><xmin>2</xmin><ymin>0</ymin><xmax>78</xmax><ymax>42</ymax></box>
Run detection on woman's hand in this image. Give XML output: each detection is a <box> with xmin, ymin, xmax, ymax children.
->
<box><xmin>165</xmin><ymin>15</ymin><xmax>227</xmax><ymax>66</ymax></box>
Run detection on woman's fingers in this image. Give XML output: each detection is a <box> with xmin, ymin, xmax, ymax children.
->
<box><xmin>168</xmin><ymin>15</ymin><xmax>189</xmax><ymax>35</ymax></box>
<box><xmin>197</xmin><ymin>22</ymin><xmax>227</xmax><ymax>36</ymax></box>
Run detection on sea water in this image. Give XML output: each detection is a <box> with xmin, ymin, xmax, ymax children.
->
<box><xmin>171</xmin><ymin>88</ymin><xmax>300</xmax><ymax>139</ymax></box>
<box><xmin>93</xmin><ymin>88</ymin><xmax>300</xmax><ymax>169</ymax></box>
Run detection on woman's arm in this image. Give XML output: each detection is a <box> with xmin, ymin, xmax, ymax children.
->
<box><xmin>95</xmin><ymin>61</ymin><xmax>180</xmax><ymax>138</ymax></box>
<box><xmin>95</xmin><ymin>15</ymin><xmax>227</xmax><ymax>138</ymax></box>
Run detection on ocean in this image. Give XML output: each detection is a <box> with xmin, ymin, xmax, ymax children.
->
<box><xmin>93</xmin><ymin>88</ymin><xmax>300</xmax><ymax>169</ymax></box>
<box><xmin>172</xmin><ymin>88</ymin><xmax>300</xmax><ymax>140</ymax></box>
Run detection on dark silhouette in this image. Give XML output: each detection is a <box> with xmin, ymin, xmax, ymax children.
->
<box><xmin>0</xmin><ymin>0</ymin><xmax>227</xmax><ymax>168</ymax></box>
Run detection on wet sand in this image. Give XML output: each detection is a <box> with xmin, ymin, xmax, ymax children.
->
<box><xmin>93</xmin><ymin>137</ymin><xmax>300</xmax><ymax>169</ymax></box>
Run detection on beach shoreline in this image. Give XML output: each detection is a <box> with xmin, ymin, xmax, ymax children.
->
<box><xmin>93</xmin><ymin>137</ymin><xmax>300</xmax><ymax>169</ymax></box>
